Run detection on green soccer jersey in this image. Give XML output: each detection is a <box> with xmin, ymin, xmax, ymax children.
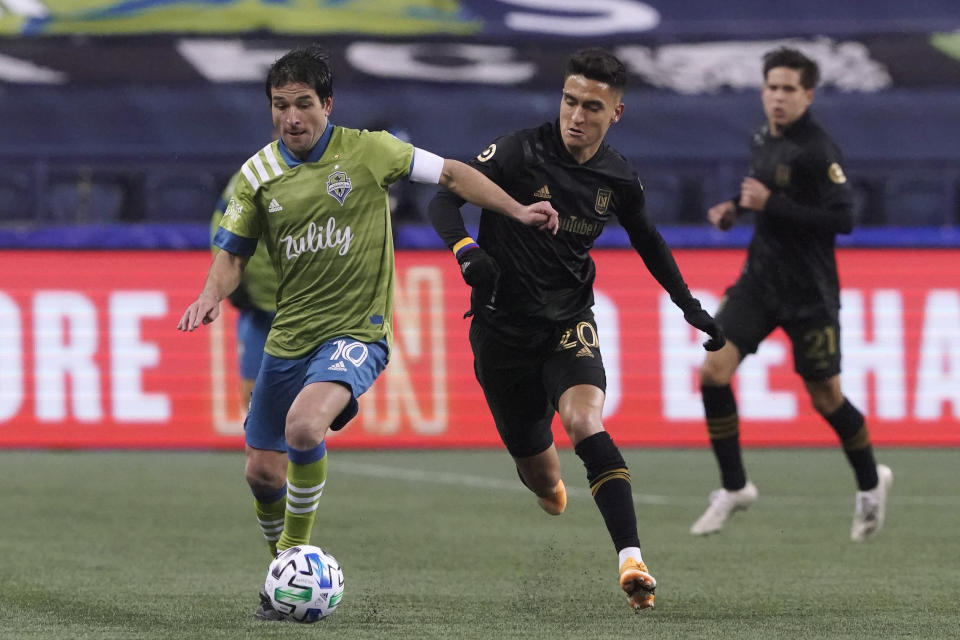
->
<box><xmin>210</xmin><ymin>172</ymin><xmax>279</xmax><ymax>312</ymax></box>
<box><xmin>215</xmin><ymin>125</ymin><xmax>414</xmax><ymax>359</ymax></box>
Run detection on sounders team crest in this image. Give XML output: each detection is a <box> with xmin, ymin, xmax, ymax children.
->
<box><xmin>327</xmin><ymin>170</ymin><xmax>352</xmax><ymax>205</ymax></box>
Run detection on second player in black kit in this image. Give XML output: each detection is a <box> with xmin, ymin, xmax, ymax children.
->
<box><xmin>428</xmin><ymin>48</ymin><xmax>724</xmax><ymax>611</ymax></box>
<box><xmin>691</xmin><ymin>47</ymin><xmax>893</xmax><ymax>542</ymax></box>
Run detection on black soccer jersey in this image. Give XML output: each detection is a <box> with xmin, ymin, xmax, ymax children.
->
<box><xmin>429</xmin><ymin>120</ymin><xmax>699</xmax><ymax>345</ymax></box>
<box><xmin>738</xmin><ymin>110</ymin><xmax>853</xmax><ymax>316</ymax></box>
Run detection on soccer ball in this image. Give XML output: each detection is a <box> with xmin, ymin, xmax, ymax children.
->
<box><xmin>263</xmin><ymin>545</ymin><xmax>344</xmax><ymax>623</ymax></box>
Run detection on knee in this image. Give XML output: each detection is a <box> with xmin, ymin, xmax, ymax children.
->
<box><xmin>285</xmin><ymin>409</ymin><xmax>326</xmax><ymax>451</ymax></box>
<box><xmin>806</xmin><ymin>379</ymin><xmax>844</xmax><ymax>416</ymax></box>
<box><xmin>560</xmin><ymin>406</ymin><xmax>602</xmax><ymax>444</ymax></box>
<box><xmin>699</xmin><ymin>357</ymin><xmax>732</xmax><ymax>387</ymax></box>
<box><xmin>245</xmin><ymin>452</ymin><xmax>286</xmax><ymax>493</ymax></box>
<box><xmin>810</xmin><ymin>390</ymin><xmax>844</xmax><ymax>416</ymax></box>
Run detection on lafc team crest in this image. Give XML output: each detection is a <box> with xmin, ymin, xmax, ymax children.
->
<box><xmin>775</xmin><ymin>164</ymin><xmax>791</xmax><ymax>187</ymax></box>
<box><xmin>327</xmin><ymin>170</ymin><xmax>353</xmax><ymax>205</ymax></box>
<box><xmin>594</xmin><ymin>188</ymin><xmax>612</xmax><ymax>215</ymax></box>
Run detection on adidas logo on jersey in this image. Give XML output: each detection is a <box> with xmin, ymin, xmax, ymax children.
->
<box><xmin>268</xmin><ymin>198</ymin><xmax>283</xmax><ymax>213</ymax></box>
<box><xmin>328</xmin><ymin>361</ymin><xmax>348</xmax><ymax>372</ymax></box>
<box><xmin>575</xmin><ymin>345</ymin><xmax>595</xmax><ymax>359</ymax></box>
<box><xmin>534</xmin><ymin>185</ymin><xmax>552</xmax><ymax>199</ymax></box>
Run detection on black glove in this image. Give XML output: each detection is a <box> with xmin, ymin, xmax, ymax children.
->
<box><xmin>457</xmin><ymin>247</ymin><xmax>500</xmax><ymax>309</ymax></box>
<box><xmin>684</xmin><ymin>308</ymin><xmax>726</xmax><ymax>352</ymax></box>
<box><xmin>227</xmin><ymin>282</ymin><xmax>256</xmax><ymax>311</ymax></box>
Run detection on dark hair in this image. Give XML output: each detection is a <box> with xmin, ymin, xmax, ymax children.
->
<box><xmin>265</xmin><ymin>45</ymin><xmax>334</xmax><ymax>101</ymax></box>
<box><xmin>565</xmin><ymin>48</ymin><xmax>627</xmax><ymax>92</ymax></box>
<box><xmin>763</xmin><ymin>47</ymin><xmax>819</xmax><ymax>89</ymax></box>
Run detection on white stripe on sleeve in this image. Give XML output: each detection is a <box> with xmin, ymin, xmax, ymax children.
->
<box><xmin>240</xmin><ymin>163</ymin><xmax>260</xmax><ymax>191</ymax></box>
<box><xmin>251</xmin><ymin>154</ymin><xmax>270</xmax><ymax>181</ymax></box>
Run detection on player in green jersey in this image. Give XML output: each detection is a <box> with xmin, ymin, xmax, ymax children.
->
<box><xmin>177</xmin><ymin>44</ymin><xmax>558</xmax><ymax>620</ymax></box>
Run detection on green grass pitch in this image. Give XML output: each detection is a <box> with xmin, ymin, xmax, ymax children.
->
<box><xmin>1</xmin><ymin>448</ymin><xmax>958</xmax><ymax>639</ymax></box>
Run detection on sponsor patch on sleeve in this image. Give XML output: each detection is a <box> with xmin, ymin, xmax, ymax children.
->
<box><xmin>828</xmin><ymin>162</ymin><xmax>847</xmax><ymax>184</ymax></box>
<box><xmin>476</xmin><ymin>143</ymin><xmax>497</xmax><ymax>163</ymax></box>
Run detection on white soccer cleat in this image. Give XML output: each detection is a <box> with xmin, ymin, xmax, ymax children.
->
<box><xmin>850</xmin><ymin>464</ymin><xmax>893</xmax><ymax>542</ymax></box>
<box><xmin>690</xmin><ymin>481</ymin><xmax>758</xmax><ymax>536</ymax></box>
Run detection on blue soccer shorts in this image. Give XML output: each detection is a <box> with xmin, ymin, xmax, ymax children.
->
<box><xmin>244</xmin><ymin>337</ymin><xmax>389</xmax><ymax>452</ymax></box>
<box><xmin>236</xmin><ymin>308</ymin><xmax>275</xmax><ymax>381</ymax></box>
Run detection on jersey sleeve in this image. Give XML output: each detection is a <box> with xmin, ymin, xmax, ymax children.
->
<box><xmin>426</xmin><ymin>132</ymin><xmax>523</xmax><ymax>250</ymax></box>
<box><xmin>209</xmin><ymin>172</ymin><xmax>241</xmax><ymax>249</ymax></box>
<box><xmin>765</xmin><ymin>139</ymin><xmax>854</xmax><ymax>234</ymax></box>
<box><xmin>212</xmin><ymin>174</ymin><xmax>261</xmax><ymax>257</ymax></box>
<box><xmin>467</xmin><ymin>132</ymin><xmax>523</xmax><ymax>182</ymax></box>
<box><xmin>612</xmin><ymin>173</ymin><xmax>648</xmax><ymax>225</ymax></box>
<box><xmin>362</xmin><ymin>130</ymin><xmax>415</xmax><ymax>187</ymax></box>
<box><xmin>616</xmin><ymin>177</ymin><xmax>703</xmax><ymax>315</ymax></box>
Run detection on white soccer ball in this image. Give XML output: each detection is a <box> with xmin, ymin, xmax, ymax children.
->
<box><xmin>263</xmin><ymin>545</ymin><xmax>344</xmax><ymax>623</ymax></box>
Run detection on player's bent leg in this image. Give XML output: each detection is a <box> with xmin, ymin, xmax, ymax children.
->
<box><xmin>809</xmin><ymin>379</ymin><xmax>880</xmax><ymax>491</ymax></box>
<box><xmin>560</xmin><ymin>386</ymin><xmax>651</xmax><ymax>609</ymax></box>
<box><xmin>246</xmin><ymin>448</ymin><xmax>288</xmax><ymax>621</ymax></box>
<box><xmin>806</xmin><ymin>377</ymin><xmax>889</xmax><ymax>539</ymax></box>
<box><xmin>278</xmin><ymin>381</ymin><xmax>350</xmax><ymax>551</ymax></box>
<box><xmin>695</xmin><ymin>343</ymin><xmax>756</xmax><ymax>535</ymax></box>
<box><xmin>277</xmin><ymin>442</ymin><xmax>328</xmax><ymax>552</ymax></box>
<box><xmin>245</xmin><ymin>446</ymin><xmax>289</xmax><ymax>557</ymax></box>
<box><xmin>515</xmin><ymin>445</ymin><xmax>566</xmax><ymax>515</ymax></box>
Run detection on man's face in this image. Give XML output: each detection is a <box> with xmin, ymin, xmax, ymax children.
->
<box><xmin>271</xmin><ymin>82</ymin><xmax>333</xmax><ymax>159</ymax></box>
<box><xmin>762</xmin><ymin>67</ymin><xmax>813</xmax><ymax>133</ymax></box>
<box><xmin>558</xmin><ymin>74</ymin><xmax>624</xmax><ymax>162</ymax></box>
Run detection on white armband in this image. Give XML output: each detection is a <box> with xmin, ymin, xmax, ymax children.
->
<box><xmin>410</xmin><ymin>147</ymin><xmax>445</xmax><ymax>184</ymax></box>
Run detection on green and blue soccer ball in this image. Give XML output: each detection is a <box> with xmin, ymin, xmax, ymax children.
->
<box><xmin>264</xmin><ymin>545</ymin><xmax>344</xmax><ymax>623</ymax></box>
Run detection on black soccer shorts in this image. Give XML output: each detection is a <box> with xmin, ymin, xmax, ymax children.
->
<box><xmin>469</xmin><ymin>316</ymin><xmax>607</xmax><ymax>458</ymax></box>
<box><xmin>716</xmin><ymin>281</ymin><xmax>842</xmax><ymax>381</ymax></box>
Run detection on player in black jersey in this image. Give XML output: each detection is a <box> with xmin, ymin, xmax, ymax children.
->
<box><xmin>428</xmin><ymin>49</ymin><xmax>724</xmax><ymax>611</ymax></box>
<box><xmin>691</xmin><ymin>48</ymin><xmax>892</xmax><ymax>542</ymax></box>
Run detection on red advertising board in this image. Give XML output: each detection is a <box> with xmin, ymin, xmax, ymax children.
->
<box><xmin>0</xmin><ymin>249</ymin><xmax>957</xmax><ymax>448</ymax></box>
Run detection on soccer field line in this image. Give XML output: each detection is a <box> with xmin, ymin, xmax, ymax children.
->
<box><xmin>337</xmin><ymin>462</ymin><xmax>960</xmax><ymax>507</ymax></box>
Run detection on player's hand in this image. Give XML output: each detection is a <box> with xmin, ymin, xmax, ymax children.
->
<box><xmin>177</xmin><ymin>292</ymin><xmax>220</xmax><ymax>331</ymax></box>
<box><xmin>516</xmin><ymin>201</ymin><xmax>559</xmax><ymax>235</ymax></box>
<box><xmin>684</xmin><ymin>308</ymin><xmax>726</xmax><ymax>351</ymax></box>
<box><xmin>707</xmin><ymin>200</ymin><xmax>737</xmax><ymax>230</ymax></box>
<box><xmin>740</xmin><ymin>177</ymin><xmax>771</xmax><ymax>211</ymax></box>
<box><xmin>457</xmin><ymin>246</ymin><xmax>500</xmax><ymax>308</ymax></box>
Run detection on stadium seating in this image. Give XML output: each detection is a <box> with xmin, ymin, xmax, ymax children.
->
<box><xmin>0</xmin><ymin>169</ymin><xmax>36</xmax><ymax>224</ymax></box>
<box><xmin>43</xmin><ymin>171</ymin><xmax>131</xmax><ymax>224</ymax></box>
<box><xmin>143</xmin><ymin>170</ymin><xmax>226</xmax><ymax>222</ymax></box>
<box><xmin>0</xmin><ymin>0</ymin><xmax>958</xmax><ymax>245</ymax></box>
<box><xmin>880</xmin><ymin>171</ymin><xmax>958</xmax><ymax>227</ymax></box>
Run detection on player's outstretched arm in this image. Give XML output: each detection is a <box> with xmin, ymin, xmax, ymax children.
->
<box><xmin>439</xmin><ymin>159</ymin><xmax>558</xmax><ymax>234</ymax></box>
<box><xmin>621</xmin><ymin>213</ymin><xmax>725</xmax><ymax>351</ymax></box>
<box><xmin>177</xmin><ymin>250</ymin><xmax>247</xmax><ymax>332</ymax></box>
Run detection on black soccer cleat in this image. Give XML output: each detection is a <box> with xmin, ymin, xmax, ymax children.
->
<box><xmin>254</xmin><ymin>589</ymin><xmax>283</xmax><ymax>621</ymax></box>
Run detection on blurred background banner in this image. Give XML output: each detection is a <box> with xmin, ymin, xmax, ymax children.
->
<box><xmin>1</xmin><ymin>249</ymin><xmax>957</xmax><ymax>449</ymax></box>
<box><xmin>0</xmin><ymin>0</ymin><xmax>958</xmax><ymax>236</ymax></box>
<box><xmin>2</xmin><ymin>0</ymin><xmax>959</xmax><ymax>38</ymax></box>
